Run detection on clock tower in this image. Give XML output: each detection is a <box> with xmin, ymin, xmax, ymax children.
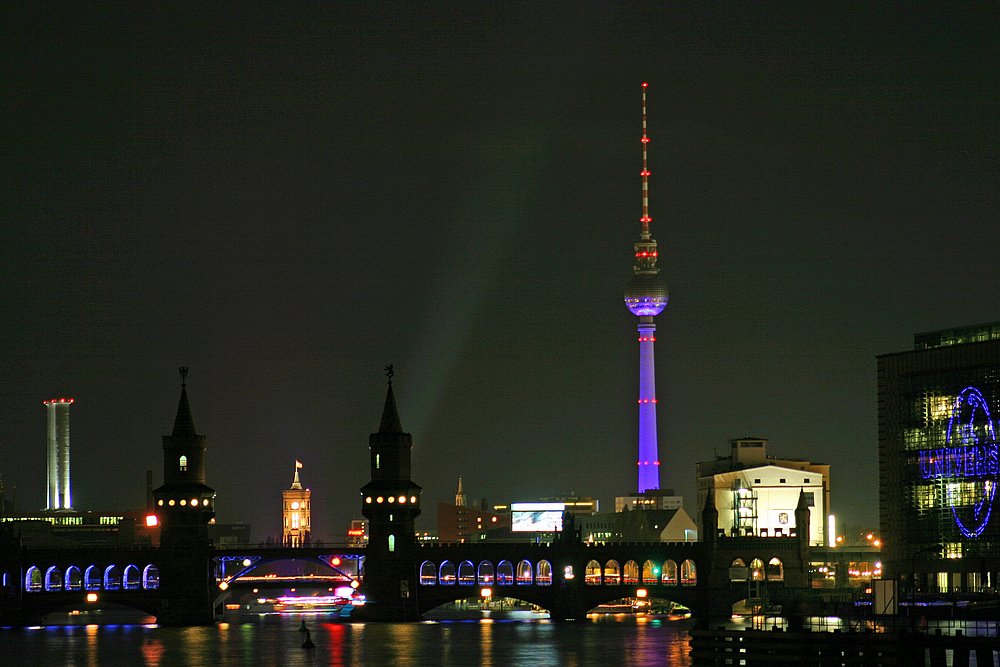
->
<box><xmin>282</xmin><ymin>462</ymin><xmax>311</xmax><ymax>546</ymax></box>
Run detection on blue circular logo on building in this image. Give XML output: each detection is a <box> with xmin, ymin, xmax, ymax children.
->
<box><xmin>944</xmin><ymin>387</ymin><xmax>999</xmax><ymax>537</ymax></box>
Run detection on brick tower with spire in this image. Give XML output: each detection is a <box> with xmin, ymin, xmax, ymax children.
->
<box><xmin>152</xmin><ymin>368</ymin><xmax>216</xmax><ymax>625</ymax></box>
<box><xmin>357</xmin><ymin>366</ymin><xmax>422</xmax><ymax>620</ymax></box>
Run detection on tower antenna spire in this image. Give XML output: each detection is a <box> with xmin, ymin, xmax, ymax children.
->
<box><xmin>640</xmin><ymin>82</ymin><xmax>651</xmax><ymax>240</ymax></box>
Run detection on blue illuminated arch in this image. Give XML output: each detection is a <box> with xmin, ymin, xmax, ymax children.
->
<box><xmin>496</xmin><ymin>560</ymin><xmax>514</xmax><ymax>585</ymax></box>
<box><xmin>44</xmin><ymin>566</ymin><xmax>62</xmax><ymax>592</ymax></box>
<box><xmin>419</xmin><ymin>560</ymin><xmax>437</xmax><ymax>585</ymax></box>
<box><xmin>123</xmin><ymin>564</ymin><xmax>141</xmax><ymax>590</ymax></box>
<box><xmin>65</xmin><ymin>565</ymin><xmax>82</xmax><ymax>591</ymax></box>
<box><xmin>25</xmin><ymin>566</ymin><xmax>42</xmax><ymax>592</ymax></box>
<box><xmin>84</xmin><ymin>565</ymin><xmax>101</xmax><ymax>590</ymax></box>
<box><xmin>104</xmin><ymin>564</ymin><xmax>122</xmax><ymax>590</ymax></box>
<box><xmin>143</xmin><ymin>564</ymin><xmax>160</xmax><ymax>590</ymax></box>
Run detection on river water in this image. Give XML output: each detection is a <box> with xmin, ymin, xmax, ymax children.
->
<box><xmin>1</xmin><ymin>611</ymin><xmax>695</xmax><ymax>666</ymax></box>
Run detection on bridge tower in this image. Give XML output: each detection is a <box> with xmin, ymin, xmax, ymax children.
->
<box><xmin>357</xmin><ymin>366</ymin><xmax>422</xmax><ymax>620</ymax></box>
<box><xmin>152</xmin><ymin>368</ymin><xmax>216</xmax><ymax>625</ymax></box>
<box><xmin>624</xmin><ymin>83</ymin><xmax>669</xmax><ymax>494</ymax></box>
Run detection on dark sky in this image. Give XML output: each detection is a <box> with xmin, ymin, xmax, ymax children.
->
<box><xmin>3</xmin><ymin>4</ymin><xmax>997</xmax><ymax>541</ymax></box>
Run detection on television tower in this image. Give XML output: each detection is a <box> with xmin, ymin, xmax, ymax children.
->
<box><xmin>623</xmin><ymin>83</ymin><xmax>668</xmax><ymax>493</ymax></box>
<box><xmin>44</xmin><ymin>398</ymin><xmax>74</xmax><ymax>510</ymax></box>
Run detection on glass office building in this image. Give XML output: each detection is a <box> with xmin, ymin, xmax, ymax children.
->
<box><xmin>878</xmin><ymin>322</ymin><xmax>1000</xmax><ymax>592</ymax></box>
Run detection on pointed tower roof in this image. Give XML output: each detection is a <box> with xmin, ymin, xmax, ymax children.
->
<box><xmin>379</xmin><ymin>382</ymin><xmax>403</xmax><ymax>434</ymax></box>
<box><xmin>291</xmin><ymin>463</ymin><xmax>303</xmax><ymax>489</ymax></box>
<box><xmin>796</xmin><ymin>487</ymin><xmax>810</xmax><ymax>511</ymax></box>
<box><xmin>172</xmin><ymin>384</ymin><xmax>197</xmax><ymax>437</ymax></box>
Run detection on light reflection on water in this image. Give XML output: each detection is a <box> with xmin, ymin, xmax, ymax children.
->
<box><xmin>1</xmin><ymin>613</ymin><xmax>694</xmax><ymax>666</ymax></box>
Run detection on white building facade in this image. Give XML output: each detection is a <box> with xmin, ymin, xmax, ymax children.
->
<box><xmin>696</xmin><ymin>438</ymin><xmax>830</xmax><ymax>546</ymax></box>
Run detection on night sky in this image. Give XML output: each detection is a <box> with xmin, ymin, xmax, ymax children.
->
<box><xmin>3</xmin><ymin>4</ymin><xmax>997</xmax><ymax>541</ymax></box>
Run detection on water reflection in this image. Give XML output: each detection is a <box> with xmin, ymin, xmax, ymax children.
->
<box><xmin>2</xmin><ymin>613</ymin><xmax>694</xmax><ymax>666</ymax></box>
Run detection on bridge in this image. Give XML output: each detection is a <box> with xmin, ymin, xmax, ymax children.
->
<box><xmin>1</xmin><ymin>378</ymin><xmax>815</xmax><ymax>625</ymax></box>
<box><xmin>6</xmin><ymin>533</ymin><xmax>810</xmax><ymax>624</ymax></box>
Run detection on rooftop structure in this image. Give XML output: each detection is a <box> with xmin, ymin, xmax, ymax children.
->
<box><xmin>696</xmin><ymin>438</ymin><xmax>830</xmax><ymax>546</ymax></box>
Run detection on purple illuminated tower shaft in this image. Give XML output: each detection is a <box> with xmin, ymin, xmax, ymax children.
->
<box><xmin>636</xmin><ymin>319</ymin><xmax>659</xmax><ymax>491</ymax></box>
<box><xmin>624</xmin><ymin>83</ymin><xmax>668</xmax><ymax>494</ymax></box>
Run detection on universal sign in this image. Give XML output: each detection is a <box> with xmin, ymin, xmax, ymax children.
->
<box><xmin>918</xmin><ymin>387</ymin><xmax>999</xmax><ymax>538</ymax></box>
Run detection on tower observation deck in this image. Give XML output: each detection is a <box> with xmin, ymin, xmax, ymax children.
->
<box><xmin>623</xmin><ymin>83</ymin><xmax>668</xmax><ymax>494</ymax></box>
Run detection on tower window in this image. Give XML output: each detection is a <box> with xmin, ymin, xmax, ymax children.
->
<box><xmin>376</xmin><ymin>454</ymin><xmax>380</xmax><ymax>469</ymax></box>
<box><xmin>388</xmin><ymin>534</ymin><xmax>395</xmax><ymax>552</ymax></box>
<box><xmin>179</xmin><ymin>455</ymin><xmax>188</xmax><ymax>472</ymax></box>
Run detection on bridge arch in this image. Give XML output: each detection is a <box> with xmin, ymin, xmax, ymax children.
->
<box><xmin>44</xmin><ymin>566</ymin><xmax>63</xmax><ymax>592</ymax></box>
<box><xmin>477</xmin><ymin>561</ymin><xmax>494</xmax><ymax>585</ymax></box>
<box><xmin>497</xmin><ymin>560</ymin><xmax>513</xmax><ymax>585</ymax></box>
<box><xmin>641</xmin><ymin>559</ymin><xmax>659</xmax><ymax>583</ymax></box>
<box><xmin>84</xmin><ymin>565</ymin><xmax>100</xmax><ymax>590</ymax></box>
<box><xmin>25</xmin><ymin>566</ymin><xmax>42</xmax><ymax>592</ymax></box>
<box><xmin>458</xmin><ymin>560</ymin><xmax>475</xmax><ymax>585</ymax></box>
<box><xmin>124</xmin><ymin>564</ymin><xmax>141</xmax><ymax>590</ymax></box>
<box><xmin>623</xmin><ymin>560</ymin><xmax>639</xmax><ymax>584</ymax></box>
<box><xmin>536</xmin><ymin>560</ymin><xmax>552</xmax><ymax>585</ymax></box>
<box><xmin>516</xmin><ymin>560</ymin><xmax>532</xmax><ymax>585</ymax></box>
<box><xmin>767</xmin><ymin>557</ymin><xmax>783</xmax><ymax>581</ymax></box>
<box><xmin>663</xmin><ymin>559</ymin><xmax>678</xmax><ymax>584</ymax></box>
<box><xmin>104</xmin><ymin>564</ymin><xmax>122</xmax><ymax>590</ymax></box>
<box><xmin>143</xmin><ymin>564</ymin><xmax>160</xmax><ymax>589</ymax></box>
<box><xmin>585</xmin><ymin>559</ymin><xmax>601</xmax><ymax>585</ymax></box>
<box><xmin>603</xmin><ymin>560</ymin><xmax>620</xmax><ymax>585</ymax></box>
<box><xmin>420</xmin><ymin>560</ymin><xmax>436</xmax><ymax>585</ymax></box>
<box><xmin>680</xmin><ymin>559</ymin><xmax>696</xmax><ymax>585</ymax></box>
<box><xmin>439</xmin><ymin>560</ymin><xmax>455</xmax><ymax>585</ymax></box>
<box><xmin>749</xmin><ymin>558</ymin><xmax>765</xmax><ymax>581</ymax></box>
<box><xmin>66</xmin><ymin>565</ymin><xmax>82</xmax><ymax>591</ymax></box>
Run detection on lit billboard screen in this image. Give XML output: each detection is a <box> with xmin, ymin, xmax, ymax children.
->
<box><xmin>511</xmin><ymin>503</ymin><xmax>564</xmax><ymax>532</ymax></box>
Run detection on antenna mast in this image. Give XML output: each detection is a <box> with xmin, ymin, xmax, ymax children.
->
<box><xmin>640</xmin><ymin>82</ymin><xmax>651</xmax><ymax>240</ymax></box>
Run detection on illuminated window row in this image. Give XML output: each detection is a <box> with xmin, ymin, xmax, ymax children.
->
<box><xmin>420</xmin><ymin>559</ymin><xmax>553</xmax><ymax>586</ymax></box>
<box><xmin>157</xmin><ymin>497</ymin><xmax>213</xmax><ymax>507</ymax></box>
<box><xmin>364</xmin><ymin>495</ymin><xmax>418</xmax><ymax>505</ymax></box>
<box><xmin>585</xmin><ymin>558</ymin><xmax>697</xmax><ymax>586</ymax></box>
<box><xmin>25</xmin><ymin>564</ymin><xmax>159</xmax><ymax>593</ymax></box>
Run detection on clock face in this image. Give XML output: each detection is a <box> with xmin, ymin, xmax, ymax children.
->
<box><xmin>291</xmin><ymin>501</ymin><xmax>300</xmax><ymax>510</ymax></box>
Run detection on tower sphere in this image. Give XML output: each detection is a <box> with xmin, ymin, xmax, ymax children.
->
<box><xmin>624</xmin><ymin>272</ymin><xmax>668</xmax><ymax>317</ymax></box>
